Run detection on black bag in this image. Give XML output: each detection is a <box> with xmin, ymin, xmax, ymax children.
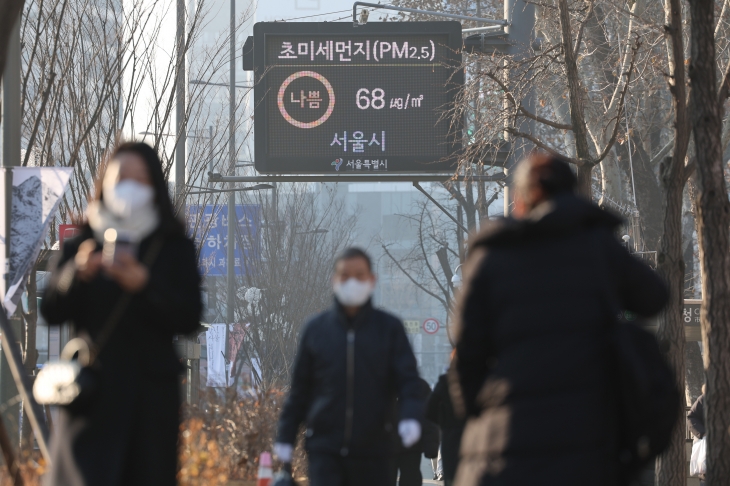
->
<box><xmin>421</xmin><ymin>420</ymin><xmax>441</xmax><ymax>459</ymax></box>
<box><xmin>591</xmin><ymin>231</ymin><xmax>681</xmax><ymax>480</ymax></box>
<box><xmin>613</xmin><ymin>321</ymin><xmax>681</xmax><ymax>479</ymax></box>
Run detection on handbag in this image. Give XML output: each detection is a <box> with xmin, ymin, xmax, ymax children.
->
<box><xmin>33</xmin><ymin>237</ymin><xmax>164</xmax><ymax>407</ymax></box>
<box><xmin>690</xmin><ymin>437</ymin><xmax>707</xmax><ymax>477</ymax></box>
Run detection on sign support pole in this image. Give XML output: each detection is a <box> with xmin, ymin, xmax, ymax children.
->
<box><xmin>225</xmin><ymin>0</ymin><xmax>236</xmax><ymax>386</ymax></box>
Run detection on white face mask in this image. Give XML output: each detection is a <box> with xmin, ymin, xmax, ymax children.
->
<box><xmin>104</xmin><ymin>179</ymin><xmax>154</xmax><ymax>219</ymax></box>
<box><xmin>334</xmin><ymin>278</ymin><xmax>374</xmax><ymax>307</ymax></box>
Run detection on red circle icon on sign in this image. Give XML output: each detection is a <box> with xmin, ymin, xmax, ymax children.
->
<box><xmin>422</xmin><ymin>318</ymin><xmax>440</xmax><ymax>334</ymax></box>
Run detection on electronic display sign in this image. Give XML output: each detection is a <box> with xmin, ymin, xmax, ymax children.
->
<box><xmin>253</xmin><ymin>22</ymin><xmax>463</xmax><ymax>173</ymax></box>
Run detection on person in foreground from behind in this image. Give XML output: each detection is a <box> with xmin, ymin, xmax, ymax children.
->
<box><xmin>274</xmin><ymin>248</ymin><xmax>424</xmax><ymax>486</ymax></box>
<box><xmin>450</xmin><ymin>153</ymin><xmax>668</xmax><ymax>486</ymax></box>
<box><xmin>41</xmin><ymin>142</ymin><xmax>202</xmax><ymax>486</ymax></box>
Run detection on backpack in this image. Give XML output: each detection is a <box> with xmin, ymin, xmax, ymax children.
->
<box><xmin>593</xmin><ymin>231</ymin><xmax>681</xmax><ymax>480</ymax></box>
<box><xmin>612</xmin><ymin>319</ymin><xmax>681</xmax><ymax>480</ymax></box>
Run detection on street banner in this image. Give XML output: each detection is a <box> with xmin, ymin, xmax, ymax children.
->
<box><xmin>0</xmin><ymin>167</ymin><xmax>73</xmax><ymax>316</ymax></box>
<box><xmin>205</xmin><ymin>323</ymin><xmax>250</xmax><ymax>388</ymax></box>
<box><xmin>206</xmin><ymin>324</ymin><xmax>228</xmax><ymax>387</ymax></box>
<box><xmin>187</xmin><ymin>204</ymin><xmax>261</xmax><ymax>277</ymax></box>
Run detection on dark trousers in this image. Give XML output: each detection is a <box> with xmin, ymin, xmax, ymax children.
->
<box><xmin>392</xmin><ymin>451</ymin><xmax>422</xmax><ymax>486</ymax></box>
<box><xmin>308</xmin><ymin>452</ymin><xmax>390</xmax><ymax>486</ymax></box>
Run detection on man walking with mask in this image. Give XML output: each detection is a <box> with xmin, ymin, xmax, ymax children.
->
<box><xmin>274</xmin><ymin>248</ymin><xmax>424</xmax><ymax>486</ymax></box>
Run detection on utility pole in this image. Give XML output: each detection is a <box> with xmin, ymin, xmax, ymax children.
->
<box><xmin>225</xmin><ymin>0</ymin><xmax>236</xmax><ymax>386</ymax></box>
<box><xmin>503</xmin><ymin>0</ymin><xmax>535</xmax><ymax>216</ymax></box>
<box><xmin>175</xmin><ymin>0</ymin><xmax>187</xmax><ymax>207</ymax></box>
<box><xmin>1</xmin><ymin>17</ymin><xmax>21</xmax><ymax>447</ymax></box>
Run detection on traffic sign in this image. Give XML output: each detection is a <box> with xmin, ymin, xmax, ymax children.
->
<box><xmin>422</xmin><ymin>318</ymin><xmax>440</xmax><ymax>334</ymax></box>
<box><xmin>403</xmin><ymin>320</ymin><xmax>420</xmax><ymax>334</ymax></box>
<box><xmin>253</xmin><ymin>21</ymin><xmax>463</xmax><ymax>174</ymax></box>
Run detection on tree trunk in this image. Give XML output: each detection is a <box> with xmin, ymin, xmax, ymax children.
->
<box><xmin>689</xmin><ymin>0</ymin><xmax>730</xmax><ymax>483</ymax></box>
<box><xmin>630</xmin><ymin>140</ymin><xmax>664</xmax><ymax>251</ymax></box>
<box><xmin>464</xmin><ymin>180</ymin><xmax>477</xmax><ymax>232</ymax></box>
<box><xmin>557</xmin><ymin>0</ymin><xmax>594</xmax><ymax>198</ymax></box>
<box><xmin>686</xmin><ymin>343</ymin><xmax>704</xmax><ymax>405</ymax></box>
<box><xmin>576</xmin><ymin>164</ymin><xmax>592</xmax><ymax>199</ymax></box>
<box><xmin>654</xmin><ymin>169</ymin><xmax>687</xmax><ymax>486</ymax></box>
<box><xmin>655</xmin><ymin>0</ymin><xmax>692</xmax><ymax>481</ymax></box>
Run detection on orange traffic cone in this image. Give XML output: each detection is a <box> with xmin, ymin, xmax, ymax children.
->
<box><xmin>257</xmin><ymin>452</ymin><xmax>273</xmax><ymax>486</ymax></box>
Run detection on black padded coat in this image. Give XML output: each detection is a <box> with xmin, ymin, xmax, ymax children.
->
<box><xmin>41</xmin><ymin>227</ymin><xmax>202</xmax><ymax>486</ymax></box>
<box><xmin>450</xmin><ymin>194</ymin><xmax>668</xmax><ymax>486</ymax></box>
<box><xmin>277</xmin><ymin>300</ymin><xmax>423</xmax><ymax>458</ymax></box>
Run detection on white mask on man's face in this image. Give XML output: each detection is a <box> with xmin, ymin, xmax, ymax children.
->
<box><xmin>333</xmin><ymin>278</ymin><xmax>374</xmax><ymax>307</ymax></box>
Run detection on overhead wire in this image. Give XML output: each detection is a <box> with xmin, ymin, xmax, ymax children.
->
<box><xmin>272</xmin><ymin>3</ymin><xmax>396</xmax><ymax>22</ymax></box>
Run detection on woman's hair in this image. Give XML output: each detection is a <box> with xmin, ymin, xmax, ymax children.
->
<box><xmin>93</xmin><ymin>141</ymin><xmax>185</xmax><ymax>237</ymax></box>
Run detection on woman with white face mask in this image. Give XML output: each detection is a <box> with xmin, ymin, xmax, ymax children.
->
<box><xmin>41</xmin><ymin>142</ymin><xmax>202</xmax><ymax>486</ymax></box>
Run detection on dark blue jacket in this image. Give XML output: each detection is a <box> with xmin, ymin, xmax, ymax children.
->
<box><xmin>277</xmin><ymin>300</ymin><xmax>423</xmax><ymax>458</ymax></box>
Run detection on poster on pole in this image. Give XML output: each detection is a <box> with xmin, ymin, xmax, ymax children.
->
<box><xmin>205</xmin><ymin>323</ymin><xmax>251</xmax><ymax>387</ymax></box>
<box><xmin>206</xmin><ymin>324</ymin><xmax>228</xmax><ymax>387</ymax></box>
<box><xmin>187</xmin><ymin>204</ymin><xmax>261</xmax><ymax>277</ymax></box>
<box><xmin>0</xmin><ymin>167</ymin><xmax>73</xmax><ymax>316</ymax></box>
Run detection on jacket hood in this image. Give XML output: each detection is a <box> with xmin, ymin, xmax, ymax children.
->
<box><xmin>472</xmin><ymin>193</ymin><xmax>623</xmax><ymax>248</ymax></box>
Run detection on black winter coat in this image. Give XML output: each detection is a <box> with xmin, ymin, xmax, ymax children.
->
<box><xmin>687</xmin><ymin>393</ymin><xmax>706</xmax><ymax>439</ymax></box>
<box><xmin>451</xmin><ymin>195</ymin><xmax>668</xmax><ymax>486</ymax></box>
<box><xmin>426</xmin><ymin>373</ymin><xmax>465</xmax><ymax>482</ymax></box>
<box><xmin>41</xmin><ymin>227</ymin><xmax>202</xmax><ymax>486</ymax></box>
<box><xmin>277</xmin><ymin>300</ymin><xmax>423</xmax><ymax>458</ymax></box>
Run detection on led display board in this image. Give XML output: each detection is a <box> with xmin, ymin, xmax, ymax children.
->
<box><xmin>253</xmin><ymin>22</ymin><xmax>463</xmax><ymax>173</ymax></box>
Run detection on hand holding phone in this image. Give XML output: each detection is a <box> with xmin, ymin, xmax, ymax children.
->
<box><xmin>103</xmin><ymin>229</ymin><xmax>148</xmax><ymax>293</ymax></box>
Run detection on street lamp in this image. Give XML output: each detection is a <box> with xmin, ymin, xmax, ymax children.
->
<box><xmin>451</xmin><ymin>264</ymin><xmax>464</xmax><ymax>289</ymax></box>
<box><xmin>188</xmin><ymin>182</ymin><xmax>273</xmax><ymax>386</ymax></box>
<box><xmin>189</xmin><ymin>79</ymin><xmax>250</xmax><ymax>89</ymax></box>
<box><xmin>295</xmin><ymin>228</ymin><xmax>329</xmax><ymax>235</ymax></box>
<box><xmin>225</xmin><ymin>182</ymin><xmax>271</xmax><ymax>386</ymax></box>
<box><xmin>622</xmin><ymin>235</ymin><xmax>631</xmax><ymax>251</ymax></box>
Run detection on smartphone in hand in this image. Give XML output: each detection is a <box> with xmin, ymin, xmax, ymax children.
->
<box><xmin>102</xmin><ymin>229</ymin><xmax>136</xmax><ymax>266</ymax></box>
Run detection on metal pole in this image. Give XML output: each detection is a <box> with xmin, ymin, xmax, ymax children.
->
<box><xmin>352</xmin><ymin>1</ymin><xmax>508</xmax><ymax>26</ymax></box>
<box><xmin>207</xmin><ymin>173</ymin><xmax>507</xmax><ymax>183</ymax></box>
<box><xmin>225</xmin><ymin>0</ymin><xmax>236</xmax><ymax>386</ymax></box>
<box><xmin>208</xmin><ymin>126</ymin><xmax>213</xmax><ymax>175</ymax></box>
<box><xmin>175</xmin><ymin>0</ymin><xmax>187</xmax><ymax>207</ymax></box>
<box><xmin>0</xmin><ymin>18</ymin><xmax>51</xmax><ymax>461</ymax></box>
<box><xmin>2</xmin><ymin>19</ymin><xmax>21</xmax><ymax>168</ymax></box>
